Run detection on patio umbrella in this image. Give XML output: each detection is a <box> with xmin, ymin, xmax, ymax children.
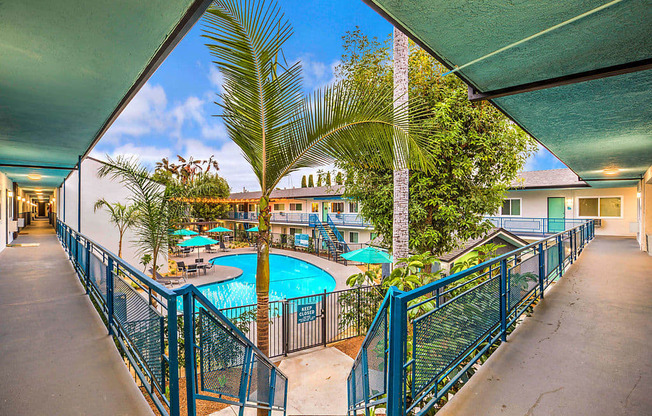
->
<box><xmin>178</xmin><ymin>235</ymin><xmax>219</xmax><ymax>259</ymax></box>
<box><xmin>246</xmin><ymin>226</ymin><xmax>259</xmax><ymax>232</ymax></box>
<box><xmin>340</xmin><ymin>246</ymin><xmax>393</xmax><ymax>264</ymax></box>
<box><xmin>207</xmin><ymin>226</ymin><xmax>231</xmax><ymax>233</ymax></box>
<box><xmin>170</xmin><ymin>229</ymin><xmax>198</xmax><ymax>236</ymax></box>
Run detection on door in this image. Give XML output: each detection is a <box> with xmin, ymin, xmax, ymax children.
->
<box><xmin>38</xmin><ymin>202</ymin><xmax>46</xmax><ymax>216</ymax></box>
<box><xmin>547</xmin><ymin>197</ymin><xmax>565</xmax><ymax>233</ymax></box>
<box><xmin>322</xmin><ymin>202</ymin><xmax>328</xmax><ymax>222</ymax></box>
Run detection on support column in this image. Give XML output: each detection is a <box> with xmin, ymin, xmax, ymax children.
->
<box><xmin>77</xmin><ymin>155</ymin><xmax>81</xmax><ymax>233</ymax></box>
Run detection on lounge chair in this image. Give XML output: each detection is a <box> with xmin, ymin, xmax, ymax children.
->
<box><xmin>219</xmin><ymin>240</ymin><xmax>230</xmax><ymax>252</ymax></box>
<box><xmin>205</xmin><ymin>244</ymin><xmax>217</xmax><ymax>253</ymax></box>
<box><xmin>149</xmin><ymin>268</ymin><xmax>182</xmax><ymax>286</ymax></box>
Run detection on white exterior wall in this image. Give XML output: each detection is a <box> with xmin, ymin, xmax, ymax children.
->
<box><xmin>58</xmin><ymin>158</ymin><xmax>167</xmax><ymax>272</ymax></box>
<box><xmin>504</xmin><ymin>186</ymin><xmax>638</xmax><ymax>237</ymax></box>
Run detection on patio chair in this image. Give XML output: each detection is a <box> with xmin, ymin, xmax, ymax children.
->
<box><xmin>181</xmin><ymin>247</ymin><xmax>192</xmax><ymax>257</ymax></box>
<box><xmin>186</xmin><ymin>263</ymin><xmax>198</xmax><ymax>277</ymax></box>
<box><xmin>149</xmin><ymin>268</ymin><xmax>181</xmax><ymax>287</ymax></box>
<box><xmin>195</xmin><ymin>258</ymin><xmax>204</xmax><ymax>264</ymax></box>
<box><xmin>176</xmin><ymin>261</ymin><xmax>187</xmax><ymax>276</ymax></box>
<box><xmin>205</xmin><ymin>244</ymin><xmax>217</xmax><ymax>253</ymax></box>
<box><xmin>219</xmin><ymin>240</ymin><xmax>230</xmax><ymax>252</ymax></box>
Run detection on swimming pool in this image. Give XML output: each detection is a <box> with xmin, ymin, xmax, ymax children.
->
<box><xmin>196</xmin><ymin>253</ymin><xmax>336</xmax><ymax>309</ymax></box>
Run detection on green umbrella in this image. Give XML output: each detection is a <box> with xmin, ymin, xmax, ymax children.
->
<box><xmin>208</xmin><ymin>226</ymin><xmax>231</xmax><ymax>233</ymax></box>
<box><xmin>340</xmin><ymin>246</ymin><xmax>393</xmax><ymax>264</ymax></box>
<box><xmin>170</xmin><ymin>229</ymin><xmax>198</xmax><ymax>236</ymax></box>
<box><xmin>178</xmin><ymin>235</ymin><xmax>219</xmax><ymax>259</ymax></box>
<box><xmin>246</xmin><ymin>226</ymin><xmax>259</xmax><ymax>232</ymax></box>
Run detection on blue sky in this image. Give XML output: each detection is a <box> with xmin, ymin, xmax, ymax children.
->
<box><xmin>91</xmin><ymin>0</ymin><xmax>564</xmax><ymax>192</ymax></box>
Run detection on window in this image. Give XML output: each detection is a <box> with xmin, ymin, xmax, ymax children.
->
<box><xmin>349</xmin><ymin>202</ymin><xmax>358</xmax><ymax>213</ymax></box>
<box><xmin>273</xmin><ymin>203</ymin><xmax>285</xmax><ymax>211</ymax></box>
<box><xmin>311</xmin><ymin>203</ymin><xmax>319</xmax><ymax>212</ymax></box>
<box><xmin>237</xmin><ymin>203</ymin><xmax>245</xmax><ymax>211</ymax></box>
<box><xmin>579</xmin><ymin>197</ymin><xmax>621</xmax><ymax>218</ymax></box>
<box><xmin>349</xmin><ymin>231</ymin><xmax>359</xmax><ymax>243</ymax></box>
<box><xmin>289</xmin><ymin>227</ymin><xmax>302</xmax><ymax>235</ymax></box>
<box><xmin>332</xmin><ymin>202</ymin><xmax>344</xmax><ymax>213</ymax></box>
<box><xmin>500</xmin><ymin>199</ymin><xmax>521</xmax><ymax>216</ymax></box>
<box><xmin>289</xmin><ymin>203</ymin><xmax>302</xmax><ymax>211</ymax></box>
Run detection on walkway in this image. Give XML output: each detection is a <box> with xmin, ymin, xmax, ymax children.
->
<box><xmin>0</xmin><ymin>219</ymin><xmax>153</xmax><ymax>415</ymax></box>
<box><xmin>438</xmin><ymin>237</ymin><xmax>652</xmax><ymax>416</ymax></box>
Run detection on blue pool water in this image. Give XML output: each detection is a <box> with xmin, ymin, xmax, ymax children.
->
<box><xmin>195</xmin><ymin>253</ymin><xmax>336</xmax><ymax>309</ymax></box>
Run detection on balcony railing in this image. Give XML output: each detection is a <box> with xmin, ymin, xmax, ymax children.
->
<box><xmin>56</xmin><ymin>220</ymin><xmax>287</xmax><ymax>416</ymax></box>
<box><xmin>227</xmin><ymin>211</ymin><xmax>372</xmax><ymax>228</ymax></box>
<box><xmin>348</xmin><ymin>219</ymin><xmax>594</xmax><ymax>415</ymax></box>
<box><xmin>485</xmin><ymin>216</ymin><xmax>589</xmax><ymax>237</ymax></box>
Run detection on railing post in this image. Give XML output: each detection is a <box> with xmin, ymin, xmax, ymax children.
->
<box><xmin>387</xmin><ymin>291</ymin><xmax>406</xmax><ymax>416</ymax></box>
<box><xmin>107</xmin><ymin>257</ymin><xmax>114</xmax><ymax>335</ymax></box>
<box><xmin>538</xmin><ymin>243</ymin><xmax>545</xmax><ymax>298</ymax></box>
<box><xmin>268</xmin><ymin>368</ymin><xmax>277</xmax><ymax>416</ymax></box>
<box><xmin>85</xmin><ymin>241</ymin><xmax>91</xmax><ymax>294</ymax></box>
<box><xmin>499</xmin><ymin>259</ymin><xmax>507</xmax><ymax>342</ymax></box>
<box><xmin>557</xmin><ymin>234</ymin><xmax>563</xmax><ymax>277</ymax></box>
<box><xmin>183</xmin><ymin>291</ymin><xmax>197</xmax><ymax>416</ymax></box>
<box><xmin>238</xmin><ymin>347</ymin><xmax>253</xmax><ymax>416</ymax></box>
<box><xmin>282</xmin><ymin>300</ymin><xmax>289</xmax><ymax>356</ymax></box>
<box><xmin>322</xmin><ymin>289</ymin><xmax>327</xmax><ymax>347</ymax></box>
<box><xmin>361</xmin><ymin>348</ymin><xmax>370</xmax><ymax>414</ymax></box>
<box><xmin>569</xmin><ymin>229</ymin><xmax>574</xmax><ymax>264</ymax></box>
<box><xmin>168</xmin><ymin>295</ymin><xmax>180</xmax><ymax>416</ymax></box>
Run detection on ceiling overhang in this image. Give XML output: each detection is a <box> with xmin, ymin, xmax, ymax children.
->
<box><xmin>0</xmin><ymin>0</ymin><xmax>212</xmax><ymax>189</ymax></box>
<box><xmin>364</xmin><ymin>0</ymin><xmax>652</xmax><ymax>185</ymax></box>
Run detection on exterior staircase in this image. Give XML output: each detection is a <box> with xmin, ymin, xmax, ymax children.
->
<box><xmin>309</xmin><ymin>214</ymin><xmax>349</xmax><ymax>260</ymax></box>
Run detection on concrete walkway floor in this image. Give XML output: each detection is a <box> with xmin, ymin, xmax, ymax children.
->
<box><xmin>0</xmin><ymin>219</ymin><xmax>153</xmax><ymax>415</ymax></box>
<box><xmin>438</xmin><ymin>237</ymin><xmax>652</xmax><ymax>416</ymax></box>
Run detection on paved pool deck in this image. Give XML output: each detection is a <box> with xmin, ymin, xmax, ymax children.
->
<box><xmin>169</xmin><ymin>246</ymin><xmax>360</xmax><ymax>290</ymax></box>
<box><xmin>0</xmin><ymin>219</ymin><xmax>153</xmax><ymax>415</ymax></box>
<box><xmin>437</xmin><ymin>236</ymin><xmax>652</xmax><ymax>416</ymax></box>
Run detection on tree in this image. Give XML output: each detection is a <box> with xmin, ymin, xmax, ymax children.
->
<box><xmin>301</xmin><ymin>175</ymin><xmax>307</xmax><ymax>188</ymax></box>
<box><xmin>336</xmin><ymin>29</ymin><xmax>537</xmax><ymax>256</ymax></box>
<box><xmin>308</xmin><ymin>174</ymin><xmax>314</xmax><ymax>187</ymax></box>
<box><xmin>335</xmin><ymin>171</ymin><xmax>343</xmax><ymax>185</ymax></box>
<box><xmin>98</xmin><ymin>156</ymin><xmax>182</xmax><ymax>279</ymax></box>
<box><xmin>93</xmin><ymin>199</ymin><xmax>138</xmax><ymax>258</ymax></box>
<box><xmin>325</xmin><ymin>171</ymin><xmax>331</xmax><ymax>186</ymax></box>
<box><xmin>393</xmin><ymin>28</ymin><xmax>410</xmax><ymax>265</ymax></box>
<box><xmin>203</xmin><ymin>0</ymin><xmax>431</xmax><ymax>363</ymax></box>
<box><xmin>317</xmin><ymin>172</ymin><xmax>323</xmax><ymax>187</ymax></box>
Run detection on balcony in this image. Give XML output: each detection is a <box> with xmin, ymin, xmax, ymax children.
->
<box><xmin>485</xmin><ymin>216</ymin><xmax>588</xmax><ymax>237</ymax></box>
<box><xmin>226</xmin><ymin>211</ymin><xmax>372</xmax><ymax>227</ymax></box>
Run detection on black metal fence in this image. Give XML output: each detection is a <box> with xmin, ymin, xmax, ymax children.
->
<box><xmin>219</xmin><ymin>285</ymin><xmax>384</xmax><ymax>358</ymax></box>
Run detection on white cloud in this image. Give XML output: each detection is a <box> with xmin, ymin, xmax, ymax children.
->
<box><xmin>208</xmin><ymin>66</ymin><xmax>224</xmax><ymax>91</ymax></box>
<box><xmin>94</xmin><ymin>142</ymin><xmax>173</xmax><ymax>166</ymax></box>
<box><xmin>296</xmin><ymin>54</ymin><xmax>339</xmax><ymax>91</ymax></box>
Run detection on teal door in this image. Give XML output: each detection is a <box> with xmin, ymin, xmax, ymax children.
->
<box><xmin>322</xmin><ymin>203</ymin><xmax>328</xmax><ymax>222</ymax></box>
<box><xmin>547</xmin><ymin>197</ymin><xmax>565</xmax><ymax>233</ymax></box>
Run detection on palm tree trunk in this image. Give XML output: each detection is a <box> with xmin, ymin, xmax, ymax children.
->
<box><xmin>118</xmin><ymin>232</ymin><xmax>123</xmax><ymax>258</ymax></box>
<box><xmin>393</xmin><ymin>27</ymin><xmax>410</xmax><ymax>265</ymax></box>
<box><xmin>256</xmin><ymin>195</ymin><xmax>271</xmax><ymax>356</ymax></box>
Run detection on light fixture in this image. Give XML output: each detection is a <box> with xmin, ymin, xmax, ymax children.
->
<box><xmin>27</xmin><ymin>174</ymin><xmax>42</xmax><ymax>181</ymax></box>
<box><xmin>603</xmin><ymin>167</ymin><xmax>620</xmax><ymax>175</ymax></box>
<box><xmin>7</xmin><ymin>191</ymin><xmax>13</xmax><ymax>197</ymax></box>
<box><xmin>637</xmin><ymin>192</ymin><xmax>641</xmax><ymax>198</ymax></box>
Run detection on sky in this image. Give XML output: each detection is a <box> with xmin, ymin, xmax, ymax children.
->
<box><xmin>90</xmin><ymin>0</ymin><xmax>564</xmax><ymax>193</ymax></box>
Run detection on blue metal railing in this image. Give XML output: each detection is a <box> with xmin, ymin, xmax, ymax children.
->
<box><xmin>327</xmin><ymin>213</ymin><xmax>372</xmax><ymax>228</ymax></box>
<box><xmin>56</xmin><ymin>220</ymin><xmax>287</xmax><ymax>416</ymax></box>
<box><xmin>347</xmin><ymin>219</ymin><xmax>595</xmax><ymax>415</ymax></box>
<box><xmin>228</xmin><ymin>211</ymin><xmax>372</xmax><ymax>227</ymax></box>
<box><xmin>327</xmin><ymin>215</ymin><xmax>349</xmax><ymax>253</ymax></box>
<box><xmin>485</xmin><ymin>216</ymin><xmax>589</xmax><ymax>237</ymax></box>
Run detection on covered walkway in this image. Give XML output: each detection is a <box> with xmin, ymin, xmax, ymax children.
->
<box><xmin>0</xmin><ymin>219</ymin><xmax>152</xmax><ymax>415</ymax></box>
<box><xmin>438</xmin><ymin>237</ymin><xmax>652</xmax><ymax>416</ymax></box>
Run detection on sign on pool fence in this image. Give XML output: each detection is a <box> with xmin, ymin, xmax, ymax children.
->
<box><xmin>297</xmin><ymin>303</ymin><xmax>317</xmax><ymax>324</ymax></box>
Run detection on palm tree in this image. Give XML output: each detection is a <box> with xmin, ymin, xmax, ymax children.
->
<box><xmin>392</xmin><ymin>28</ymin><xmax>410</xmax><ymax>265</ymax></box>
<box><xmin>93</xmin><ymin>199</ymin><xmax>138</xmax><ymax>258</ymax></box>
<box><xmin>97</xmin><ymin>156</ymin><xmax>180</xmax><ymax>279</ymax></box>
<box><xmin>203</xmin><ymin>0</ymin><xmax>432</xmax><ymax>359</ymax></box>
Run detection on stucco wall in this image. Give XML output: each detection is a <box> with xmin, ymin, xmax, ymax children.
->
<box><xmin>503</xmin><ymin>186</ymin><xmax>638</xmax><ymax>237</ymax></box>
<box><xmin>58</xmin><ymin>158</ymin><xmax>167</xmax><ymax>273</ymax></box>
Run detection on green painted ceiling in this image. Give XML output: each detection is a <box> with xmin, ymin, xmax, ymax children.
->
<box><xmin>0</xmin><ymin>0</ymin><xmax>206</xmax><ymax>189</ymax></box>
<box><xmin>366</xmin><ymin>0</ymin><xmax>652</xmax><ymax>184</ymax></box>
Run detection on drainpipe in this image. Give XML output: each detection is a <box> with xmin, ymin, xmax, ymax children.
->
<box><xmin>77</xmin><ymin>155</ymin><xmax>81</xmax><ymax>233</ymax></box>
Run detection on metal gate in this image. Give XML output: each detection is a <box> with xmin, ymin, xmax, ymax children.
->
<box><xmin>284</xmin><ymin>292</ymin><xmax>326</xmax><ymax>354</ymax></box>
